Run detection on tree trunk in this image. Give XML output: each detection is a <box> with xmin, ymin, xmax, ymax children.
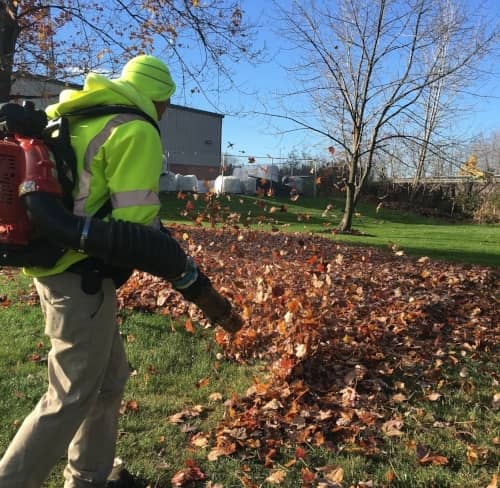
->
<box><xmin>410</xmin><ymin>144</ymin><xmax>428</xmax><ymax>202</ymax></box>
<box><xmin>0</xmin><ymin>3</ymin><xmax>19</xmax><ymax>102</ymax></box>
<box><xmin>338</xmin><ymin>181</ymin><xmax>355</xmax><ymax>231</ymax></box>
<box><xmin>410</xmin><ymin>126</ymin><xmax>436</xmax><ymax>202</ymax></box>
<box><xmin>338</xmin><ymin>153</ymin><xmax>358</xmax><ymax>232</ymax></box>
<box><xmin>353</xmin><ymin>148</ymin><xmax>375</xmax><ymax>207</ymax></box>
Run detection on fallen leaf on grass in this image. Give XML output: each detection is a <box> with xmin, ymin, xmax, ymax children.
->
<box><xmin>265</xmin><ymin>469</ymin><xmax>286</xmax><ymax>484</ymax></box>
<box><xmin>385</xmin><ymin>470</ymin><xmax>397</xmax><ymax>482</ymax></box>
<box><xmin>391</xmin><ymin>393</ymin><xmax>407</xmax><ymax>403</ymax></box>
<box><xmin>301</xmin><ymin>467</ymin><xmax>315</xmax><ymax>484</ymax></box>
<box><xmin>320</xmin><ymin>465</ymin><xmax>344</xmax><ymax>484</ymax></box>
<box><xmin>208</xmin><ymin>435</ymin><xmax>237</xmax><ymax>461</ymax></box>
<box><xmin>196</xmin><ymin>377</ymin><xmax>210</xmax><ymax>388</ymax></box>
<box><xmin>27</xmin><ymin>353</ymin><xmax>43</xmax><ymax>362</ymax></box>
<box><xmin>381</xmin><ymin>419</ymin><xmax>404</xmax><ymax>437</ymax></box>
<box><xmin>184</xmin><ymin>319</ymin><xmax>195</xmax><ymax>334</ymax></box>
<box><xmin>168</xmin><ymin>405</ymin><xmax>204</xmax><ymax>424</ymax></box>
<box><xmin>426</xmin><ymin>392</ymin><xmax>442</xmax><ymax>401</ymax></box>
<box><xmin>295</xmin><ymin>446</ymin><xmax>307</xmax><ymax>459</ymax></box>
<box><xmin>171</xmin><ymin>459</ymin><xmax>205</xmax><ymax>487</ymax></box>
<box><xmin>492</xmin><ymin>393</ymin><xmax>500</xmax><ymax>410</ymax></box>
<box><xmin>416</xmin><ymin>445</ymin><xmax>449</xmax><ymax>466</ymax></box>
<box><xmin>190</xmin><ymin>432</ymin><xmax>210</xmax><ymax>448</ymax></box>
<box><xmin>486</xmin><ymin>474</ymin><xmax>497</xmax><ymax>488</ymax></box>
<box><xmin>119</xmin><ymin>399</ymin><xmax>139</xmax><ymax>414</ymax></box>
<box><xmin>466</xmin><ymin>444</ymin><xmax>489</xmax><ymax>465</ymax></box>
<box><xmin>208</xmin><ymin>392</ymin><xmax>223</xmax><ymax>402</ymax></box>
<box><xmin>419</xmin><ymin>453</ymin><xmax>448</xmax><ymax>466</ymax></box>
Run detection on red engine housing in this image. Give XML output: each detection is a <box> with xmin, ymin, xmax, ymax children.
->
<box><xmin>0</xmin><ymin>134</ymin><xmax>62</xmax><ymax>246</ymax></box>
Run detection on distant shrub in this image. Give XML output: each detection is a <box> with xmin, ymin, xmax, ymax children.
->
<box><xmin>473</xmin><ymin>188</ymin><xmax>500</xmax><ymax>223</ymax></box>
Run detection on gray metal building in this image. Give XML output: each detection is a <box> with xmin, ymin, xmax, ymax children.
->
<box><xmin>10</xmin><ymin>73</ymin><xmax>223</xmax><ymax>180</ymax></box>
<box><xmin>159</xmin><ymin>103</ymin><xmax>223</xmax><ymax>180</ymax></box>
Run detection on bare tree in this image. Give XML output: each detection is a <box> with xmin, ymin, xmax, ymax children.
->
<box><xmin>271</xmin><ymin>0</ymin><xmax>498</xmax><ymax>231</ymax></box>
<box><xmin>0</xmin><ymin>0</ymin><xmax>259</xmax><ymax>103</ymax></box>
<box><xmin>470</xmin><ymin>130</ymin><xmax>500</xmax><ymax>174</ymax></box>
<box><xmin>410</xmin><ymin>45</ymin><xmax>449</xmax><ymax>195</ymax></box>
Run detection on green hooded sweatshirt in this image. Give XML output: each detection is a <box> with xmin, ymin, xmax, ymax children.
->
<box><xmin>24</xmin><ymin>73</ymin><xmax>167</xmax><ymax>277</ymax></box>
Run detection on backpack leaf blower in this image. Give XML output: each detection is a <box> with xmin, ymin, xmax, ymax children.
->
<box><xmin>0</xmin><ymin>102</ymin><xmax>242</xmax><ymax>333</ymax></box>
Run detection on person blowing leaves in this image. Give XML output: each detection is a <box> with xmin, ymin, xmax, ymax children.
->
<box><xmin>0</xmin><ymin>55</ymin><xmax>242</xmax><ymax>487</ymax></box>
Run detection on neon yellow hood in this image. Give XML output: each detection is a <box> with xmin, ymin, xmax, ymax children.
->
<box><xmin>46</xmin><ymin>73</ymin><xmax>159</xmax><ymax>121</ymax></box>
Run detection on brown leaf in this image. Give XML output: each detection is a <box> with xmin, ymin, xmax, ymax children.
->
<box><xmin>467</xmin><ymin>445</ymin><xmax>479</xmax><ymax>465</ymax></box>
<box><xmin>295</xmin><ymin>446</ymin><xmax>307</xmax><ymax>459</ymax></box>
<box><xmin>381</xmin><ymin>419</ymin><xmax>404</xmax><ymax>437</ymax></box>
<box><xmin>417</xmin><ymin>445</ymin><xmax>449</xmax><ymax>466</ymax></box>
<box><xmin>426</xmin><ymin>392</ymin><xmax>442</xmax><ymax>401</ymax></box>
<box><xmin>196</xmin><ymin>377</ymin><xmax>210</xmax><ymax>389</ymax></box>
<box><xmin>120</xmin><ymin>399</ymin><xmax>139</xmax><ymax>415</ymax></box>
<box><xmin>486</xmin><ymin>474</ymin><xmax>498</xmax><ymax>488</ymax></box>
<box><xmin>385</xmin><ymin>470</ymin><xmax>397</xmax><ymax>482</ymax></box>
<box><xmin>301</xmin><ymin>467</ymin><xmax>316</xmax><ymax>484</ymax></box>
<box><xmin>265</xmin><ymin>469</ymin><xmax>286</xmax><ymax>484</ymax></box>
<box><xmin>208</xmin><ymin>435</ymin><xmax>237</xmax><ymax>461</ymax></box>
<box><xmin>493</xmin><ymin>393</ymin><xmax>500</xmax><ymax>410</ymax></box>
<box><xmin>391</xmin><ymin>393</ymin><xmax>407</xmax><ymax>403</ymax></box>
<box><xmin>208</xmin><ymin>392</ymin><xmax>223</xmax><ymax>402</ymax></box>
<box><xmin>324</xmin><ymin>466</ymin><xmax>344</xmax><ymax>483</ymax></box>
<box><xmin>171</xmin><ymin>459</ymin><xmax>205</xmax><ymax>486</ymax></box>
<box><xmin>184</xmin><ymin>319</ymin><xmax>195</xmax><ymax>334</ymax></box>
<box><xmin>190</xmin><ymin>432</ymin><xmax>209</xmax><ymax>449</ymax></box>
<box><xmin>168</xmin><ymin>405</ymin><xmax>204</xmax><ymax>423</ymax></box>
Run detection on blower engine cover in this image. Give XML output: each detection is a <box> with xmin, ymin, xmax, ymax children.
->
<box><xmin>0</xmin><ymin>135</ymin><xmax>62</xmax><ymax>248</ymax></box>
<box><xmin>0</xmin><ymin>138</ymin><xmax>31</xmax><ymax>246</ymax></box>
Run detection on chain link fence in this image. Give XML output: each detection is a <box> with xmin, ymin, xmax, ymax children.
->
<box><xmin>222</xmin><ymin>154</ymin><xmax>335</xmax><ymax>197</ymax></box>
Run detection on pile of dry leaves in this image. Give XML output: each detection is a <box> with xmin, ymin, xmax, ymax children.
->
<box><xmin>117</xmin><ymin>225</ymin><xmax>499</xmax><ymax>472</ymax></box>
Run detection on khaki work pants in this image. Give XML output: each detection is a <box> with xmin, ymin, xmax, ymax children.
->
<box><xmin>0</xmin><ymin>272</ymin><xmax>130</xmax><ymax>487</ymax></box>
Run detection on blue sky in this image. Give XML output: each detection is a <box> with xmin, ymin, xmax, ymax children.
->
<box><xmin>170</xmin><ymin>1</ymin><xmax>328</xmax><ymax>161</ymax></box>
<box><xmin>171</xmin><ymin>0</ymin><xmax>500</xmax><ymax>163</ymax></box>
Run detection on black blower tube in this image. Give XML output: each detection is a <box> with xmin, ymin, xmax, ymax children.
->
<box><xmin>22</xmin><ymin>193</ymin><xmax>188</xmax><ymax>281</ymax></box>
<box><xmin>22</xmin><ymin>192</ymin><xmax>244</xmax><ymax>332</ymax></box>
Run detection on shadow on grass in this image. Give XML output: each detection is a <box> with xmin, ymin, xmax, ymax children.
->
<box><xmin>312</xmin><ymin>230</ymin><xmax>500</xmax><ymax>267</ymax></box>
<box><xmin>400</xmin><ymin>245</ymin><xmax>500</xmax><ymax>267</ymax></box>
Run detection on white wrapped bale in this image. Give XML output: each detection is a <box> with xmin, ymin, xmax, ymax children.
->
<box><xmin>213</xmin><ymin>175</ymin><xmax>242</xmax><ymax>193</ymax></box>
<box><xmin>213</xmin><ymin>175</ymin><xmax>223</xmax><ymax>194</ymax></box>
<box><xmin>241</xmin><ymin>177</ymin><xmax>257</xmax><ymax>194</ymax></box>
<box><xmin>159</xmin><ymin>171</ymin><xmax>178</xmax><ymax>192</ymax></box>
<box><xmin>176</xmin><ymin>174</ymin><xmax>198</xmax><ymax>192</ymax></box>
<box><xmin>221</xmin><ymin>176</ymin><xmax>242</xmax><ymax>194</ymax></box>
<box><xmin>213</xmin><ymin>175</ymin><xmax>242</xmax><ymax>194</ymax></box>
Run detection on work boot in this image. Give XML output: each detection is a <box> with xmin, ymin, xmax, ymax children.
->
<box><xmin>106</xmin><ymin>467</ymin><xmax>138</xmax><ymax>487</ymax></box>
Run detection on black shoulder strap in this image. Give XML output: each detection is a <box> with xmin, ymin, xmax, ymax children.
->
<box><xmin>65</xmin><ymin>104</ymin><xmax>160</xmax><ymax>134</ymax></box>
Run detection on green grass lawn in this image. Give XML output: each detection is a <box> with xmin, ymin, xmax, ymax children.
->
<box><xmin>159</xmin><ymin>192</ymin><xmax>500</xmax><ymax>267</ymax></box>
<box><xmin>0</xmin><ymin>193</ymin><xmax>498</xmax><ymax>487</ymax></box>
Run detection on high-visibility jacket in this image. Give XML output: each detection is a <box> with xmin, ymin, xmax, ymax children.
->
<box><xmin>24</xmin><ymin>73</ymin><xmax>164</xmax><ymax>277</ymax></box>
